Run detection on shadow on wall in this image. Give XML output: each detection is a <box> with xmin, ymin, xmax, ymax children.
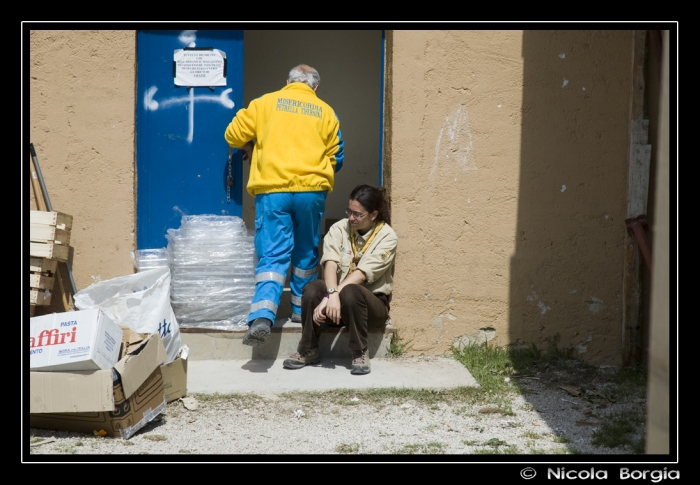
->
<box><xmin>509</xmin><ymin>31</ymin><xmax>634</xmax><ymax>366</ymax></box>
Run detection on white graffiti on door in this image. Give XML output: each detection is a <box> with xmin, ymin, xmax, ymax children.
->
<box><xmin>143</xmin><ymin>86</ymin><xmax>234</xmax><ymax>143</ymax></box>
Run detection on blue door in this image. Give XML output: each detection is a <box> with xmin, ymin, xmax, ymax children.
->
<box><xmin>136</xmin><ymin>30</ymin><xmax>244</xmax><ymax>249</ymax></box>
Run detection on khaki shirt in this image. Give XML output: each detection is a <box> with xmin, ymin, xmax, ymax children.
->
<box><xmin>320</xmin><ymin>219</ymin><xmax>398</xmax><ymax>295</ymax></box>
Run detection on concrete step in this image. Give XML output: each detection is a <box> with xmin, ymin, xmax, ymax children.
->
<box><xmin>180</xmin><ymin>316</ymin><xmax>396</xmax><ymax>361</ymax></box>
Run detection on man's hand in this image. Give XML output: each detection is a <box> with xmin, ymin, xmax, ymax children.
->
<box><xmin>241</xmin><ymin>141</ymin><xmax>254</xmax><ymax>164</ymax></box>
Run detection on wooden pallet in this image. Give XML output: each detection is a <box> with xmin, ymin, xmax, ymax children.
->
<box><xmin>29</xmin><ymin>256</ymin><xmax>57</xmax><ymax>312</ymax></box>
<box><xmin>30</xmin><ymin>210</ymin><xmax>73</xmax><ymax>231</ymax></box>
<box><xmin>30</xmin><ymin>289</ymin><xmax>52</xmax><ymax>306</ymax></box>
<box><xmin>29</xmin><ymin>145</ymin><xmax>75</xmax><ymax>313</ymax></box>
<box><xmin>29</xmin><ymin>242</ymin><xmax>70</xmax><ymax>262</ymax></box>
<box><xmin>29</xmin><ymin>256</ymin><xmax>58</xmax><ymax>275</ymax></box>
<box><xmin>30</xmin><ymin>223</ymin><xmax>71</xmax><ymax>246</ymax></box>
<box><xmin>30</xmin><ymin>210</ymin><xmax>72</xmax><ymax>262</ymax></box>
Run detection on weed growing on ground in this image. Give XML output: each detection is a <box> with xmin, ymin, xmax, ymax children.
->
<box><xmin>392</xmin><ymin>442</ymin><xmax>446</xmax><ymax>454</ymax></box>
<box><xmin>521</xmin><ymin>430</ymin><xmax>542</xmax><ymax>440</ymax></box>
<box><xmin>591</xmin><ymin>408</ymin><xmax>646</xmax><ymax>450</ymax></box>
<box><xmin>387</xmin><ymin>330</ymin><xmax>413</xmax><ymax>357</ymax></box>
<box><xmin>452</xmin><ymin>338</ymin><xmax>648</xmax><ymax>455</ymax></box>
<box><xmin>335</xmin><ymin>443</ymin><xmax>360</xmax><ymax>454</ymax></box>
<box><xmin>54</xmin><ymin>444</ymin><xmax>77</xmax><ymax>454</ymax></box>
<box><xmin>473</xmin><ymin>444</ymin><xmax>520</xmax><ymax>454</ymax></box>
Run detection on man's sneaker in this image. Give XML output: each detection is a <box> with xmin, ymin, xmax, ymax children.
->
<box><xmin>283</xmin><ymin>347</ymin><xmax>320</xmax><ymax>369</ymax></box>
<box><xmin>291</xmin><ymin>313</ymin><xmax>302</xmax><ymax>323</ymax></box>
<box><xmin>351</xmin><ymin>348</ymin><xmax>371</xmax><ymax>375</ymax></box>
<box><xmin>242</xmin><ymin>318</ymin><xmax>272</xmax><ymax>347</ymax></box>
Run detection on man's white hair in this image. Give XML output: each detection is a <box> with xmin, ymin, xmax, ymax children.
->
<box><xmin>288</xmin><ymin>65</ymin><xmax>320</xmax><ymax>89</ymax></box>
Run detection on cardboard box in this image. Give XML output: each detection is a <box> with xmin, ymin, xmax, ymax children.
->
<box><xmin>30</xmin><ymin>308</ymin><xmax>123</xmax><ymax>372</ymax></box>
<box><xmin>160</xmin><ymin>346</ymin><xmax>188</xmax><ymax>403</ymax></box>
<box><xmin>30</xmin><ymin>333</ymin><xmax>168</xmax><ymax>439</ymax></box>
<box><xmin>118</xmin><ymin>327</ymin><xmax>188</xmax><ymax>403</ymax></box>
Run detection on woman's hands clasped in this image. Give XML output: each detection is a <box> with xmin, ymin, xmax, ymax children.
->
<box><xmin>313</xmin><ymin>293</ymin><xmax>342</xmax><ymax>325</ymax></box>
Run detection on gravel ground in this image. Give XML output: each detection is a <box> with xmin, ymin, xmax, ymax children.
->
<box><xmin>27</xmin><ymin>357</ymin><xmax>647</xmax><ymax>460</ymax></box>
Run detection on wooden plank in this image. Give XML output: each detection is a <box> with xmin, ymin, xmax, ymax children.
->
<box><xmin>30</xmin><ymin>305</ymin><xmax>36</xmax><ymax>317</ymax></box>
<box><xmin>29</xmin><ymin>242</ymin><xmax>70</xmax><ymax>262</ymax></box>
<box><xmin>29</xmin><ymin>257</ymin><xmax>58</xmax><ymax>275</ymax></box>
<box><xmin>30</xmin><ymin>289</ymin><xmax>52</xmax><ymax>306</ymax></box>
<box><xmin>55</xmin><ymin>263</ymin><xmax>74</xmax><ymax>311</ymax></box>
<box><xmin>622</xmin><ymin>30</ymin><xmax>648</xmax><ymax>367</ymax></box>
<box><xmin>29</xmin><ymin>274</ymin><xmax>55</xmax><ymax>290</ymax></box>
<box><xmin>30</xmin><ymin>223</ymin><xmax>71</xmax><ymax>245</ymax></box>
<box><xmin>29</xmin><ymin>210</ymin><xmax>73</xmax><ymax>231</ymax></box>
<box><xmin>30</xmin><ymin>152</ymin><xmax>48</xmax><ymax>212</ymax></box>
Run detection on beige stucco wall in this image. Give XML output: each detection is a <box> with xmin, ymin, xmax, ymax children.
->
<box><xmin>29</xmin><ymin>30</ymin><xmax>137</xmax><ymax>293</ymax></box>
<box><xmin>386</xmin><ymin>31</ymin><xmax>633</xmax><ymax>364</ymax></box>
<box><xmin>28</xmin><ymin>29</ymin><xmax>639</xmax><ymax>365</ymax></box>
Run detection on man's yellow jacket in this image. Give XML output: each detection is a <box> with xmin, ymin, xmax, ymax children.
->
<box><xmin>225</xmin><ymin>82</ymin><xmax>345</xmax><ymax>196</ymax></box>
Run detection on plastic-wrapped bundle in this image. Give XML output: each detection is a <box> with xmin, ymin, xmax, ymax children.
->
<box><xmin>134</xmin><ymin>248</ymin><xmax>169</xmax><ymax>272</ymax></box>
<box><xmin>166</xmin><ymin>215</ymin><xmax>255</xmax><ymax>330</ymax></box>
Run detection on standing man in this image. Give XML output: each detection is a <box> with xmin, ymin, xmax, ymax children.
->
<box><xmin>224</xmin><ymin>64</ymin><xmax>345</xmax><ymax>347</ymax></box>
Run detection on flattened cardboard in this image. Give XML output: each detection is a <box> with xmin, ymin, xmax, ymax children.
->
<box><xmin>30</xmin><ymin>367</ymin><xmax>166</xmax><ymax>439</ymax></box>
<box><xmin>160</xmin><ymin>352</ymin><xmax>188</xmax><ymax>403</ymax></box>
<box><xmin>30</xmin><ymin>334</ymin><xmax>166</xmax><ymax>414</ymax></box>
<box><xmin>30</xmin><ymin>370</ymin><xmax>114</xmax><ymax>414</ymax></box>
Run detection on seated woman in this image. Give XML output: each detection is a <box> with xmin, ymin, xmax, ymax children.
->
<box><xmin>283</xmin><ymin>184</ymin><xmax>398</xmax><ymax>375</ymax></box>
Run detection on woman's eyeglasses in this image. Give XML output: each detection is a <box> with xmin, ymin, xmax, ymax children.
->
<box><xmin>345</xmin><ymin>209</ymin><xmax>368</xmax><ymax>219</ymax></box>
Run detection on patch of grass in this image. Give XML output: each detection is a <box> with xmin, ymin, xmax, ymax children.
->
<box><xmin>463</xmin><ymin>440</ymin><xmax>480</xmax><ymax>446</ymax></box>
<box><xmin>30</xmin><ymin>437</ymin><xmax>45</xmax><ymax>444</ymax></box>
<box><xmin>497</xmin><ymin>399</ymin><xmax>515</xmax><ymax>416</ymax></box>
<box><xmin>289</xmin><ymin>386</ymin><xmax>484</xmax><ymax>409</ymax></box>
<box><xmin>473</xmin><ymin>445</ymin><xmax>519</xmax><ymax>454</ymax></box>
<box><xmin>122</xmin><ymin>441</ymin><xmax>135</xmax><ymax>446</ymax></box>
<box><xmin>335</xmin><ymin>443</ymin><xmax>360</xmax><ymax>454</ymax></box>
<box><xmin>479</xmin><ymin>406</ymin><xmax>500</xmax><ymax>414</ymax></box>
<box><xmin>608</xmin><ymin>365</ymin><xmax>648</xmax><ymax>401</ymax></box>
<box><xmin>387</xmin><ymin>330</ymin><xmax>413</xmax><ymax>357</ymax></box>
<box><xmin>392</xmin><ymin>442</ymin><xmax>446</xmax><ymax>454</ymax></box>
<box><xmin>528</xmin><ymin>447</ymin><xmax>573</xmax><ymax>455</ymax></box>
<box><xmin>54</xmin><ymin>444</ymin><xmax>77</xmax><ymax>454</ymax></box>
<box><xmin>453</xmin><ymin>342</ymin><xmax>517</xmax><ymax>394</ymax></box>
<box><xmin>143</xmin><ymin>434</ymin><xmax>168</xmax><ymax>442</ymax></box>
<box><xmin>190</xmin><ymin>392</ymin><xmax>265</xmax><ymax>406</ymax></box>
<box><xmin>482</xmin><ymin>438</ymin><xmax>508</xmax><ymax>447</ymax></box>
<box><xmin>591</xmin><ymin>408</ymin><xmax>646</xmax><ymax>451</ymax></box>
<box><xmin>553</xmin><ymin>435</ymin><xmax>571</xmax><ymax>444</ymax></box>
<box><xmin>75</xmin><ymin>441</ymin><xmax>84</xmax><ymax>446</ymax></box>
<box><xmin>521</xmin><ymin>430</ymin><xmax>542</xmax><ymax>440</ymax></box>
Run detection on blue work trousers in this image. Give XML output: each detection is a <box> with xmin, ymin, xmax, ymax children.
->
<box><xmin>248</xmin><ymin>191</ymin><xmax>327</xmax><ymax>325</ymax></box>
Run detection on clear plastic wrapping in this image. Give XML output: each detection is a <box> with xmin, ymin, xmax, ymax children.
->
<box><xmin>166</xmin><ymin>214</ymin><xmax>255</xmax><ymax>330</ymax></box>
<box><xmin>134</xmin><ymin>248</ymin><xmax>170</xmax><ymax>272</ymax></box>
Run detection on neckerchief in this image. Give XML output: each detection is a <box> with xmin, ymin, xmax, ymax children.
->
<box><xmin>349</xmin><ymin>221</ymin><xmax>385</xmax><ymax>274</ymax></box>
